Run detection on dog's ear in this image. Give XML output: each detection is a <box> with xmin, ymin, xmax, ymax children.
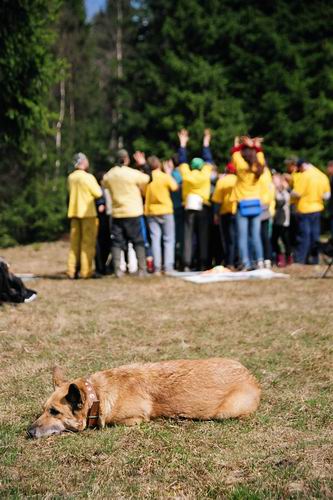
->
<box><xmin>65</xmin><ymin>383</ymin><xmax>84</xmax><ymax>412</ymax></box>
<box><xmin>52</xmin><ymin>366</ymin><xmax>67</xmax><ymax>389</ymax></box>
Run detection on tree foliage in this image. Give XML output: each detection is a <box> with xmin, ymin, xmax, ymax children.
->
<box><xmin>0</xmin><ymin>0</ymin><xmax>107</xmax><ymax>246</ymax></box>
<box><xmin>120</xmin><ymin>0</ymin><xmax>333</xmax><ymax>166</ymax></box>
<box><xmin>0</xmin><ymin>0</ymin><xmax>61</xmax><ymax>154</ymax></box>
<box><xmin>1</xmin><ymin>0</ymin><xmax>332</xmax><ymax>246</ymax></box>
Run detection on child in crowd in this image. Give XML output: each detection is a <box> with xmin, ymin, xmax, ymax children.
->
<box><xmin>144</xmin><ymin>156</ymin><xmax>178</xmax><ymax>274</ymax></box>
<box><xmin>272</xmin><ymin>173</ymin><xmax>292</xmax><ymax>267</ymax></box>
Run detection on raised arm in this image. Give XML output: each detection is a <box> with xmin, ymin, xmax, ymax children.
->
<box><xmin>178</xmin><ymin>129</ymin><xmax>189</xmax><ymax>164</ymax></box>
<box><xmin>133</xmin><ymin>151</ymin><xmax>152</xmax><ymax>182</ymax></box>
<box><xmin>202</xmin><ymin>128</ymin><xmax>213</xmax><ymax>164</ymax></box>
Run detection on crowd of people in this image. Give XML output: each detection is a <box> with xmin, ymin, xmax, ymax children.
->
<box><xmin>66</xmin><ymin>131</ymin><xmax>332</xmax><ymax>279</ymax></box>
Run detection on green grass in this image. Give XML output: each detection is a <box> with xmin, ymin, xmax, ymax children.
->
<box><xmin>0</xmin><ymin>241</ymin><xmax>332</xmax><ymax>498</ymax></box>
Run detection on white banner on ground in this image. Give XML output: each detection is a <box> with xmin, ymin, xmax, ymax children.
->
<box><xmin>167</xmin><ymin>269</ymin><xmax>289</xmax><ymax>284</ymax></box>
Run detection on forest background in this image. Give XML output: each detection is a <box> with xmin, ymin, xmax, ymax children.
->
<box><xmin>1</xmin><ymin>0</ymin><xmax>333</xmax><ymax>246</ymax></box>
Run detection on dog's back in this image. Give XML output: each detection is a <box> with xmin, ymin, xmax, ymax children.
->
<box><xmin>94</xmin><ymin>358</ymin><xmax>261</xmax><ymax>423</ymax></box>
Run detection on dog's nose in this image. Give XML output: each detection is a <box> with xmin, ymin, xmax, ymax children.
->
<box><xmin>27</xmin><ymin>426</ymin><xmax>37</xmax><ymax>439</ymax></box>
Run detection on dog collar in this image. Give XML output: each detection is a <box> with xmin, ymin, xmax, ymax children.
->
<box><xmin>83</xmin><ymin>378</ymin><xmax>100</xmax><ymax>428</ymax></box>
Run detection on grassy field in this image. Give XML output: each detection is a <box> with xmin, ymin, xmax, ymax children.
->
<box><xmin>0</xmin><ymin>241</ymin><xmax>332</xmax><ymax>499</ymax></box>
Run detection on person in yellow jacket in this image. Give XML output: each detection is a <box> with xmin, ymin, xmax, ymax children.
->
<box><xmin>292</xmin><ymin>159</ymin><xmax>331</xmax><ymax>264</ymax></box>
<box><xmin>231</xmin><ymin>137</ymin><xmax>265</xmax><ymax>270</ymax></box>
<box><xmin>212</xmin><ymin>162</ymin><xmax>237</xmax><ymax>268</ymax></box>
<box><xmin>144</xmin><ymin>156</ymin><xmax>178</xmax><ymax>274</ymax></box>
<box><xmin>259</xmin><ymin>166</ymin><xmax>276</xmax><ymax>269</ymax></box>
<box><xmin>67</xmin><ymin>153</ymin><xmax>103</xmax><ymax>279</ymax></box>
<box><xmin>177</xmin><ymin>128</ymin><xmax>212</xmax><ymax>271</ymax></box>
<box><xmin>103</xmin><ymin>149</ymin><xmax>151</xmax><ymax>277</ymax></box>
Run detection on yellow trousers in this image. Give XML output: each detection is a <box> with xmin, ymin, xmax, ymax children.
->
<box><xmin>67</xmin><ymin>218</ymin><xmax>98</xmax><ymax>278</ymax></box>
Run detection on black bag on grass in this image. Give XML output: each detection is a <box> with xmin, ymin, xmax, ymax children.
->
<box><xmin>0</xmin><ymin>259</ymin><xmax>37</xmax><ymax>304</ymax></box>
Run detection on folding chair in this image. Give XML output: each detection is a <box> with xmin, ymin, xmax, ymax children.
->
<box><xmin>319</xmin><ymin>239</ymin><xmax>333</xmax><ymax>278</ymax></box>
<box><xmin>321</xmin><ymin>256</ymin><xmax>333</xmax><ymax>278</ymax></box>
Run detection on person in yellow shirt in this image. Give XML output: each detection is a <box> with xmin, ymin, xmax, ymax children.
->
<box><xmin>144</xmin><ymin>156</ymin><xmax>178</xmax><ymax>274</ymax></box>
<box><xmin>212</xmin><ymin>162</ymin><xmax>237</xmax><ymax>268</ymax></box>
<box><xmin>67</xmin><ymin>153</ymin><xmax>103</xmax><ymax>279</ymax></box>
<box><xmin>292</xmin><ymin>159</ymin><xmax>331</xmax><ymax>264</ymax></box>
<box><xmin>177</xmin><ymin>128</ymin><xmax>212</xmax><ymax>271</ymax></box>
<box><xmin>103</xmin><ymin>149</ymin><xmax>150</xmax><ymax>277</ymax></box>
<box><xmin>231</xmin><ymin>136</ymin><xmax>265</xmax><ymax>270</ymax></box>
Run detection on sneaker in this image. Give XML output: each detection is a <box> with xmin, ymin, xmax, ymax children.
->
<box><xmin>277</xmin><ymin>254</ymin><xmax>286</xmax><ymax>268</ymax></box>
<box><xmin>226</xmin><ymin>265</ymin><xmax>236</xmax><ymax>271</ymax></box>
<box><xmin>67</xmin><ymin>273</ymin><xmax>78</xmax><ymax>280</ymax></box>
<box><xmin>264</xmin><ymin>259</ymin><xmax>272</xmax><ymax>269</ymax></box>
<box><xmin>164</xmin><ymin>268</ymin><xmax>174</xmax><ymax>274</ymax></box>
<box><xmin>137</xmin><ymin>270</ymin><xmax>148</xmax><ymax>278</ymax></box>
<box><xmin>257</xmin><ymin>260</ymin><xmax>265</xmax><ymax>270</ymax></box>
<box><xmin>91</xmin><ymin>272</ymin><xmax>103</xmax><ymax>279</ymax></box>
<box><xmin>114</xmin><ymin>269</ymin><xmax>124</xmax><ymax>279</ymax></box>
<box><xmin>24</xmin><ymin>290</ymin><xmax>37</xmax><ymax>303</ymax></box>
<box><xmin>238</xmin><ymin>264</ymin><xmax>251</xmax><ymax>272</ymax></box>
<box><xmin>286</xmin><ymin>255</ymin><xmax>294</xmax><ymax>266</ymax></box>
<box><xmin>183</xmin><ymin>266</ymin><xmax>191</xmax><ymax>273</ymax></box>
<box><xmin>146</xmin><ymin>256</ymin><xmax>154</xmax><ymax>273</ymax></box>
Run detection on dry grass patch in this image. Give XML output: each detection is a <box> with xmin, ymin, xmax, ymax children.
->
<box><xmin>0</xmin><ymin>242</ymin><xmax>332</xmax><ymax>498</ymax></box>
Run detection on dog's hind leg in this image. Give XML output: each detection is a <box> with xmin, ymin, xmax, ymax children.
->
<box><xmin>214</xmin><ymin>383</ymin><xmax>261</xmax><ymax>419</ymax></box>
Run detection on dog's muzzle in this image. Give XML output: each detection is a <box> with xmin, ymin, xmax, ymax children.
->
<box><xmin>26</xmin><ymin>423</ymin><xmax>64</xmax><ymax>439</ymax></box>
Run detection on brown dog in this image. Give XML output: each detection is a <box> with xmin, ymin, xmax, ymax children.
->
<box><xmin>27</xmin><ymin>358</ymin><xmax>261</xmax><ymax>438</ymax></box>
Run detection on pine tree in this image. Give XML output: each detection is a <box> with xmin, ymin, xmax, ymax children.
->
<box><xmin>0</xmin><ymin>0</ymin><xmax>109</xmax><ymax>245</ymax></box>
<box><xmin>119</xmin><ymin>0</ymin><xmax>333</xmax><ymax>167</ymax></box>
<box><xmin>120</xmin><ymin>0</ymin><xmax>247</xmax><ymax>163</ymax></box>
<box><xmin>0</xmin><ymin>0</ymin><xmax>61</xmax><ymax>156</ymax></box>
<box><xmin>53</xmin><ymin>0</ymin><xmax>109</xmax><ymax>173</ymax></box>
<box><xmin>91</xmin><ymin>0</ymin><xmax>136</xmax><ymax>156</ymax></box>
<box><xmin>214</xmin><ymin>0</ymin><xmax>333</xmax><ymax>166</ymax></box>
<box><xmin>0</xmin><ymin>0</ymin><xmax>63</xmax><ymax>245</ymax></box>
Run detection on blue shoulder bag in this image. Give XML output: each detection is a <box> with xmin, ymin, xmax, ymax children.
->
<box><xmin>238</xmin><ymin>199</ymin><xmax>262</xmax><ymax>217</ymax></box>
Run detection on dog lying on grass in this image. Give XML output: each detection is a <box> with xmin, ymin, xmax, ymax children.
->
<box><xmin>27</xmin><ymin>358</ymin><xmax>261</xmax><ymax>438</ymax></box>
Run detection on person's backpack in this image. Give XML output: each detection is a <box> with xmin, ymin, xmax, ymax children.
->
<box><xmin>0</xmin><ymin>259</ymin><xmax>37</xmax><ymax>304</ymax></box>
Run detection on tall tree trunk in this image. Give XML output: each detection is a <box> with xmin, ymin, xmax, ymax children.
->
<box><xmin>68</xmin><ymin>74</ymin><xmax>75</xmax><ymax>151</ymax></box>
<box><xmin>55</xmin><ymin>78</ymin><xmax>65</xmax><ymax>178</ymax></box>
<box><xmin>110</xmin><ymin>0</ymin><xmax>123</xmax><ymax>151</ymax></box>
